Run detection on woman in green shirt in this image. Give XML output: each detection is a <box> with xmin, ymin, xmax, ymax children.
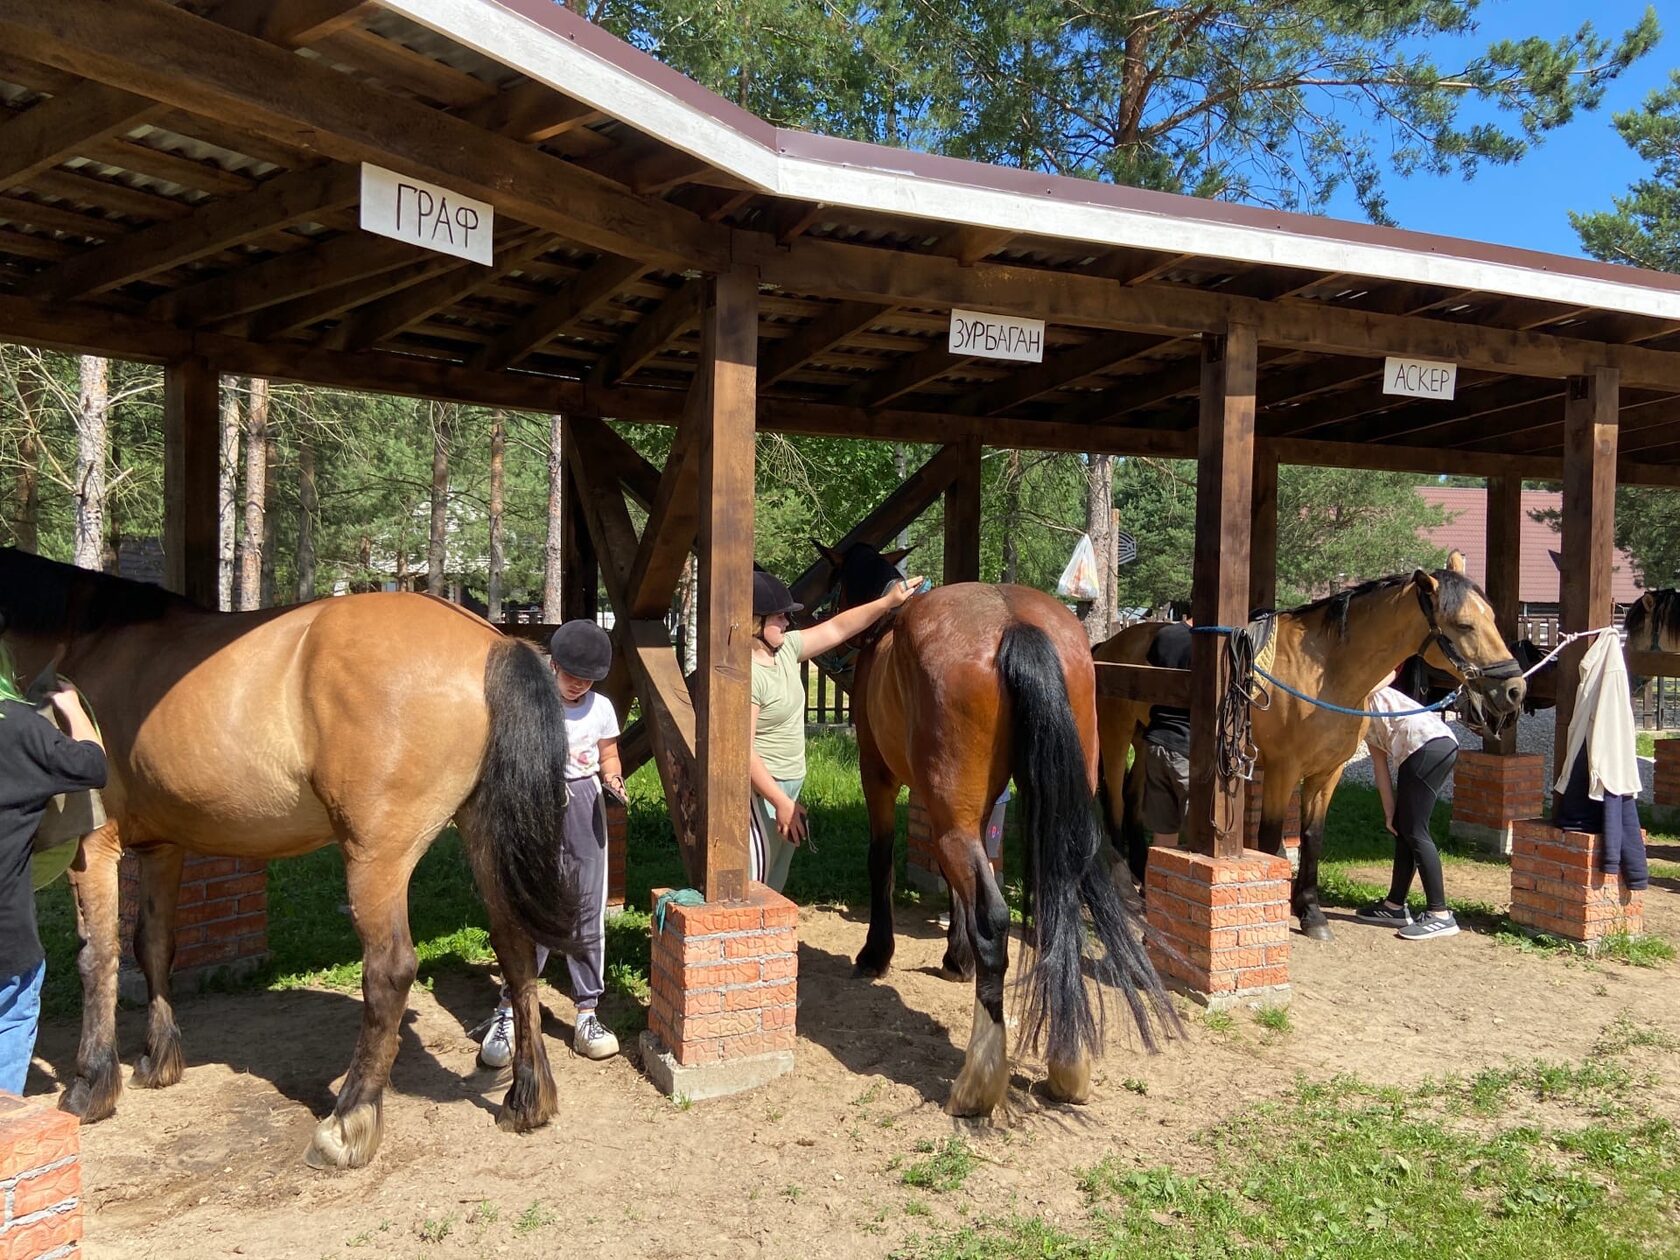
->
<box><xmin>749</xmin><ymin>569</ymin><xmax>920</xmax><ymax>891</ymax></box>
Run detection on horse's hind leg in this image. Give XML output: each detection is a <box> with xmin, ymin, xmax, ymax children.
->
<box><xmin>132</xmin><ymin>844</ymin><xmax>186</xmax><ymax>1089</ymax></box>
<box><xmin>485</xmin><ymin>900</ymin><xmax>556</xmax><ymax>1133</ymax></box>
<box><xmin>62</xmin><ymin>822</ymin><xmax>124</xmax><ymax>1121</ymax></box>
<box><xmin>941</xmin><ymin>832</ymin><xmax>1010</xmax><ymax>1118</ymax></box>
<box><xmin>306</xmin><ymin>844</ymin><xmax>425</xmax><ymax>1170</ymax></box>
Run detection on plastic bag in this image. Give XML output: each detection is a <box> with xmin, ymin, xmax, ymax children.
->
<box><xmin>1056</xmin><ymin>533</ymin><xmax>1102</xmax><ymax>601</ymax></box>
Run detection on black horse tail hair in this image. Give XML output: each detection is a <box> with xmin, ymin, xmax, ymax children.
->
<box><xmin>998</xmin><ymin>623</ymin><xmax>1179</xmax><ymax>1067</ymax></box>
<box><xmin>461</xmin><ymin>638</ymin><xmax>586</xmax><ymax>953</ymax></box>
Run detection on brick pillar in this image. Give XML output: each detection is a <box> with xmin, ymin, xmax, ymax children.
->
<box><xmin>640</xmin><ymin>883</ymin><xmax>796</xmax><ymax>1099</ymax></box>
<box><xmin>1451</xmin><ymin>751</ymin><xmax>1545</xmax><ymax>856</ymax></box>
<box><xmin>605</xmin><ymin>797</ymin><xmax>627</xmax><ymax>914</ymax></box>
<box><xmin>905</xmin><ymin>793</ymin><xmax>1005</xmax><ymax>895</ymax></box>
<box><xmin>117</xmin><ymin>852</ymin><xmax>269</xmax><ymax>1004</ymax></box>
<box><xmin>1510</xmin><ymin>819</ymin><xmax>1643</xmax><ymax>948</ymax></box>
<box><xmin>0</xmin><ymin>1092</ymin><xmax>81</xmax><ymax>1258</ymax></box>
<box><xmin>1144</xmin><ymin>846</ymin><xmax>1291</xmax><ymax>1010</ymax></box>
<box><xmin>1652</xmin><ymin>739</ymin><xmax>1680</xmax><ymax>831</ymax></box>
<box><xmin>1241</xmin><ymin>770</ymin><xmax>1300</xmax><ymax>871</ymax></box>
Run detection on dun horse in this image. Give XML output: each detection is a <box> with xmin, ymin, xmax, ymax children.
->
<box><xmin>815</xmin><ymin>541</ymin><xmax>1175</xmax><ymax>1116</ymax></box>
<box><xmin>1097</xmin><ymin>564</ymin><xmax>1525</xmax><ymax>941</ymax></box>
<box><xmin>0</xmin><ymin>548</ymin><xmax>586</xmax><ymax>1168</ymax></box>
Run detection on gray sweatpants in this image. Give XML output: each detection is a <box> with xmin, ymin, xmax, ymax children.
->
<box><xmin>530</xmin><ymin>775</ymin><xmax>608</xmax><ymax>1010</ymax></box>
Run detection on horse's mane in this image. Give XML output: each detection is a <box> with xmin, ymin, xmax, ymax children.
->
<box><xmin>1286</xmin><ymin>569</ymin><xmax>1481</xmax><ymax>640</ymax></box>
<box><xmin>0</xmin><ymin>547</ymin><xmax>190</xmax><ymax>635</ymax></box>
<box><xmin>1626</xmin><ymin>588</ymin><xmax>1680</xmax><ymax>651</ymax></box>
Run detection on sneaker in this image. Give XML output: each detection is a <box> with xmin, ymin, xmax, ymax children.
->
<box><xmin>1398</xmin><ymin>913</ymin><xmax>1459</xmax><ymax>942</ymax></box>
<box><xmin>477</xmin><ymin>1004</ymin><xmax>515</xmax><ymax>1069</ymax></box>
<box><xmin>1355</xmin><ymin>900</ymin><xmax>1412</xmax><ymax>927</ymax></box>
<box><xmin>573</xmin><ymin>1011</ymin><xmax>619</xmax><ymax>1061</ymax></box>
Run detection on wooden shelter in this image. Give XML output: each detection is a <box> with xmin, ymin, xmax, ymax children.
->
<box><xmin>3</xmin><ymin>0</ymin><xmax>1678</xmax><ymax>943</ymax></box>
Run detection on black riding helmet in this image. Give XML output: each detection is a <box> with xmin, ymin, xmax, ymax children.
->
<box><xmin>752</xmin><ymin>571</ymin><xmax>803</xmax><ymax>619</ymax></box>
<box><xmin>548</xmin><ymin>620</ymin><xmax>613</xmax><ymax>681</ymax></box>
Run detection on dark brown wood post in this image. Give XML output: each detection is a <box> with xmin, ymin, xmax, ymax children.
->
<box><xmin>1185</xmin><ymin>323</ymin><xmax>1256</xmax><ymax>859</ymax></box>
<box><xmin>696</xmin><ymin>269</ymin><xmax>759</xmax><ymax>901</ymax></box>
<box><xmin>1484</xmin><ymin>474</ymin><xmax>1523</xmax><ymax>755</ymax></box>
<box><xmin>559</xmin><ymin>442</ymin><xmax>597</xmax><ymax>625</ymax></box>
<box><xmin>162</xmin><ymin>356</ymin><xmax>219</xmax><ymax>607</ymax></box>
<box><xmin>1249</xmin><ymin>440</ymin><xmax>1278</xmax><ymax>614</ymax></box>
<box><xmin>943</xmin><ymin>436</ymin><xmax>982</xmax><ymax>584</ymax></box>
<box><xmin>1555</xmin><ymin>368</ymin><xmax>1619</xmax><ymax>753</ymax></box>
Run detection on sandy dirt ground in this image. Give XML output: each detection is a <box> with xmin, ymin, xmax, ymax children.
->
<box><xmin>28</xmin><ymin>864</ymin><xmax>1680</xmax><ymax>1260</ymax></box>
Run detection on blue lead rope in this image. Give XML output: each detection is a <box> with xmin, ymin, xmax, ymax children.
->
<box><xmin>1188</xmin><ymin>623</ymin><xmax>1457</xmax><ymax>719</ymax></box>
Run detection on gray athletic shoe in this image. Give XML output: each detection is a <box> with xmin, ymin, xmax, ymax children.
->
<box><xmin>1355</xmin><ymin>900</ymin><xmax>1412</xmax><ymax>927</ymax></box>
<box><xmin>477</xmin><ymin>1003</ymin><xmax>515</xmax><ymax>1069</ymax></box>
<box><xmin>1398</xmin><ymin>913</ymin><xmax>1459</xmax><ymax>941</ymax></box>
<box><xmin>574</xmin><ymin>1011</ymin><xmax>619</xmax><ymax>1060</ymax></box>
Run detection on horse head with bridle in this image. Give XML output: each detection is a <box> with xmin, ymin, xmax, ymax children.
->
<box><xmin>1097</xmin><ymin>558</ymin><xmax>1525</xmax><ymax>942</ymax></box>
<box><xmin>813</xmin><ymin>540</ymin><xmax>1176</xmax><ymax>1117</ymax></box>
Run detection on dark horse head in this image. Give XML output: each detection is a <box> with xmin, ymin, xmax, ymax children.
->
<box><xmin>811</xmin><ymin>540</ymin><xmax>914</xmax><ymax>613</ymax></box>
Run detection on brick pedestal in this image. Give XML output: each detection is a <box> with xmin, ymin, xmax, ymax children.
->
<box><xmin>640</xmin><ymin>883</ymin><xmax>796</xmax><ymax>1100</ymax></box>
<box><xmin>1144</xmin><ymin>847</ymin><xmax>1292</xmax><ymax>1010</ymax></box>
<box><xmin>905</xmin><ymin>795</ymin><xmax>1005</xmax><ymax>895</ymax></box>
<box><xmin>1451</xmin><ymin>751</ymin><xmax>1545</xmax><ymax>856</ymax></box>
<box><xmin>1242</xmin><ymin>771</ymin><xmax>1301</xmax><ymax>872</ymax></box>
<box><xmin>117</xmin><ymin>853</ymin><xmax>268</xmax><ymax>1005</ymax></box>
<box><xmin>0</xmin><ymin>1092</ymin><xmax>81</xmax><ymax>1258</ymax></box>
<box><xmin>605</xmin><ymin>797</ymin><xmax>627</xmax><ymax>914</ymax></box>
<box><xmin>1510</xmin><ymin>819</ymin><xmax>1644</xmax><ymax>947</ymax></box>
<box><xmin>1652</xmin><ymin>738</ymin><xmax>1680</xmax><ymax>831</ymax></box>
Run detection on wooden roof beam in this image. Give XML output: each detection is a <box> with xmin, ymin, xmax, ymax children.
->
<box><xmin>936</xmin><ymin>226</ymin><xmax>1017</xmax><ymax>268</ymax></box>
<box><xmin>842</xmin><ymin>340</ymin><xmax>974</xmax><ymax>408</ymax></box>
<box><xmin>952</xmin><ymin>331</ymin><xmax>1167</xmax><ymax>417</ymax></box>
<box><xmin>0</xmin><ymin>82</ymin><xmax>163</xmax><ymax>196</ymax></box>
<box><xmin>0</xmin><ymin>0</ymin><xmax>729</xmax><ymax>271</ymax></box>
<box><xmin>758</xmin><ymin>300</ymin><xmax>890</xmax><ymax>387</ymax></box>
<box><xmin>456</xmin><ymin>78</ymin><xmax>604</xmax><ymax>143</ymax></box>
<box><xmin>151</xmin><ymin>231</ymin><xmax>422</xmax><ymax>325</ymax></box>
<box><xmin>595</xmin><ymin>278</ymin><xmax>704</xmax><ymax>386</ymax></box>
<box><xmin>472</xmin><ymin>255</ymin><xmax>650</xmax><ymax>373</ymax></box>
<box><xmin>211</xmin><ymin>0</ymin><xmax>371</xmax><ymax>46</ymax></box>
<box><xmin>245</xmin><ymin>251</ymin><xmax>462</xmax><ymax>340</ymax></box>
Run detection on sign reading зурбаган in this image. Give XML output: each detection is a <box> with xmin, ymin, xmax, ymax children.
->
<box><xmin>1382</xmin><ymin>356</ymin><xmax>1457</xmax><ymax>401</ymax></box>
<box><xmin>948</xmin><ymin>308</ymin><xmax>1046</xmax><ymax>363</ymax></box>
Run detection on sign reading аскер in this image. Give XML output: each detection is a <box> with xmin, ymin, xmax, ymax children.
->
<box><xmin>948</xmin><ymin>308</ymin><xmax>1046</xmax><ymax>363</ymax></box>
<box><xmin>360</xmin><ymin>163</ymin><xmax>494</xmax><ymax>265</ymax></box>
<box><xmin>1382</xmin><ymin>355</ymin><xmax>1457</xmax><ymax>401</ymax></box>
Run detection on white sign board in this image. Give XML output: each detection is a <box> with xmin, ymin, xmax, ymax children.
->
<box><xmin>948</xmin><ymin>308</ymin><xmax>1045</xmax><ymax>363</ymax></box>
<box><xmin>1382</xmin><ymin>356</ymin><xmax>1457</xmax><ymax>401</ymax></box>
<box><xmin>359</xmin><ymin>163</ymin><xmax>493</xmax><ymax>265</ymax></box>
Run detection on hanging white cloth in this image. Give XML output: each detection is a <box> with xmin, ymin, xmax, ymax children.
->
<box><xmin>1552</xmin><ymin>629</ymin><xmax>1641</xmax><ymax>800</ymax></box>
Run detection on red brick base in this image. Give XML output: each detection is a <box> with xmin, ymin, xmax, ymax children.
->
<box><xmin>1242</xmin><ymin>770</ymin><xmax>1301</xmax><ymax>868</ymax></box>
<box><xmin>1144</xmin><ymin>847</ymin><xmax>1292</xmax><ymax>1008</ymax></box>
<box><xmin>605</xmin><ymin>798</ymin><xmax>627</xmax><ymax>913</ymax></box>
<box><xmin>1451</xmin><ymin>751</ymin><xmax>1545</xmax><ymax>856</ymax></box>
<box><xmin>117</xmin><ymin>852</ymin><xmax>268</xmax><ymax>1003</ymax></box>
<box><xmin>0</xmin><ymin>1092</ymin><xmax>81</xmax><ymax>1258</ymax></box>
<box><xmin>646</xmin><ymin>884</ymin><xmax>797</xmax><ymax>1068</ymax></box>
<box><xmin>905</xmin><ymin>795</ymin><xmax>1004</xmax><ymax>895</ymax></box>
<box><xmin>1652</xmin><ymin>738</ymin><xmax>1680</xmax><ymax>830</ymax></box>
<box><xmin>1509</xmin><ymin>818</ymin><xmax>1643</xmax><ymax>946</ymax></box>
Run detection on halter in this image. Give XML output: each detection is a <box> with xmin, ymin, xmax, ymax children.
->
<box><xmin>807</xmin><ymin>575</ymin><xmax>905</xmax><ymax>687</ymax></box>
<box><xmin>1414</xmin><ymin>583</ymin><xmax>1521</xmax><ymax>684</ymax></box>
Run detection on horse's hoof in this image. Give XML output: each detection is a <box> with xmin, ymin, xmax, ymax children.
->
<box><xmin>937</xmin><ymin>962</ymin><xmax>975</xmax><ymax>983</ymax></box>
<box><xmin>60</xmin><ymin>1053</ymin><xmax>121</xmax><ymax>1123</ymax></box>
<box><xmin>496</xmin><ymin>1061</ymin><xmax>557</xmax><ymax>1133</ymax></box>
<box><xmin>306</xmin><ymin>1102</ymin><xmax>382</xmax><ymax>1170</ymax></box>
<box><xmin>1300</xmin><ymin>921</ymin><xmax>1334</xmax><ymax>943</ymax></box>
<box><xmin>133</xmin><ymin>1036</ymin><xmax>184</xmax><ymax>1090</ymax></box>
<box><xmin>853</xmin><ymin>949</ymin><xmax>892</xmax><ymax>980</ymax></box>
<box><xmin>1044</xmin><ymin>1054</ymin><xmax>1092</xmax><ymax>1105</ymax></box>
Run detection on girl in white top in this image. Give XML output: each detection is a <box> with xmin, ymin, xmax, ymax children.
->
<box><xmin>1355</xmin><ymin>669</ymin><xmax>1461</xmax><ymax>941</ymax></box>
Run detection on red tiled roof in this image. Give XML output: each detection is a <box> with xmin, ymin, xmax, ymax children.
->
<box><xmin>1416</xmin><ymin>487</ymin><xmax>1643</xmax><ymax>606</ymax></box>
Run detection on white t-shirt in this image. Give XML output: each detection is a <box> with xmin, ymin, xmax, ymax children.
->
<box><xmin>562</xmin><ymin>691</ymin><xmax>621</xmax><ymax>781</ymax></box>
<box><xmin>1364</xmin><ymin>686</ymin><xmax>1454</xmax><ymax>770</ymax></box>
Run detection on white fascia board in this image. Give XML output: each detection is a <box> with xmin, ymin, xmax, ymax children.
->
<box><xmin>382</xmin><ymin>0</ymin><xmax>1680</xmax><ymax>323</ymax></box>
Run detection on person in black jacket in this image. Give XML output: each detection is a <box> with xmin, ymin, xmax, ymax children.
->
<box><xmin>1139</xmin><ymin>618</ymin><xmax>1193</xmax><ymax>846</ymax></box>
<box><xmin>0</xmin><ymin>641</ymin><xmax>106</xmax><ymax>1096</ymax></box>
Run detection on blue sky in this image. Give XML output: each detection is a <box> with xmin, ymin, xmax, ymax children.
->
<box><xmin>1321</xmin><ymin>1</ymin><xmax>1671</xmax><ymax>258</ymax></box>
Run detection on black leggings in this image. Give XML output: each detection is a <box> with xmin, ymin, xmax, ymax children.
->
<box><xmin>1389</xmin><ymin>738</ymin><xmax>1457</xmax><ymax>913</ymax></box>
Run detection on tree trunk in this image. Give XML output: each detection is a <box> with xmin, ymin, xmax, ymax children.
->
<box><xmin>1000</xmin><ymin>450</ymin><xmax>1021</xmax><ymax>584</ymax></box>
<box><xmin>1083</xmin><ymin>452</ymin><xmax>1116</xmax><ymax>643</ymax></box>
<box><xmin>488</xmin><ymin>409</ymin><xmax>505</xmax><ymax>621</ymax></box>
<box><xmin>542</xmin><ymin>412</ymin><xmax>565</xmax><ymax>622</ymax></box>
<box><xmin>14</xmin><ymin>371</ymin><xmax>41</xmax><ymax>553</ymax></box>
<box><xmin>296</xmin><ymin>406</ymin><xmax>317</xmax><ymax>603</ymax></box>
<box><xmin>73</xmin><ymin>356</ymin><xmax>109</xmax><ymax>572</ymax></box>
<box><xmin>678</xmin><ymin>554</ymin><xmax>698</xmax><ymax>675</ymax></box>
<box><xmin>217</xmin><ymin>375</ymin><xmax>240</xmax><ymax>609</ymax></box>
<box><xmin>238</xmin><ymin>377</ymin><xmax>269</xmax><ymax>609</ymax></box>
<box><xmin>260</xmin><ymin>428</ymin><xmax>278</xmax><ymax>608</ymax></box>
<box><xmin>893</xmin><ymin>444</ymin><xmax>909</xmax><ymax>550</ymax></box>
<box><xmin>427</xmin><ymin>401</ymin><xmax>451</xmax><ymax>597</ymax></box>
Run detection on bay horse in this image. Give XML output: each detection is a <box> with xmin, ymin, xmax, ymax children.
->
<box><xmin>1097</xmin><ymin>564</ymin><xmax>1525</xmax><ymax>941</ymax></box>
<box><xmin>814</xmin><ymin>541</ymin><xmax>1175</xmax><ymax>1117</ymax></box>
<box><xmin>1624</xmin><ymin>589</ymin><xmax>1678</xmax><ymax>700</ymax></box>
<box><xmin>0</xmin><ymin>548</ymin><xmax>586</xmax><ymax>1169</ymax></box>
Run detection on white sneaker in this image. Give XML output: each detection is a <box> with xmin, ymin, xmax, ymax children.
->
<box><xmin>574</xmin><ymin>1011</ymin><xmax>619</xmax><ymax>1060</ymax></box>
<box><xmin>478</xmin><ymin>1004</ymin><xmax>515</xmax><ymax>1069</ymax></box>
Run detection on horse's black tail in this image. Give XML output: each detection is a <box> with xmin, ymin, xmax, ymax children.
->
<box><xmin>461</xmin><ymin>638</ymin><xmax>587</xmax><ymax>952</ymax></box>
<box><xmin>998</xmin><ymin>624</ymin><xmax>1178</xmax><ymax>1067</ymax></box>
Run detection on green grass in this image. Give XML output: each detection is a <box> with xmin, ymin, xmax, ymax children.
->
<box><xmin>1253</xmin><ymin>1004</ymin><xmax>1292</xmax><ymax>1035</ymax></box>
<box><xmin>901</xmin><ymin>1138</ymin><xmax>978</xmax><ymax>1193</ymax></box>
<box><xmin>903</xmin><ymin>1036</ymin><xmax>1680</xmax><ymax>1259</ymax></box>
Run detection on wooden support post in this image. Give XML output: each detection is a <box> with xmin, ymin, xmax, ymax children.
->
<box><xmin>1555</xmin><ymin>369</ymin><xmax>1619</xmax><ymax>756</ymax></box>
<box><xmin>943</xmin><ymin>436</ymin><xmax>982</xmax><ymax>584</ymax></box>
<box><xmin>695</xmin><ymin>269</ymin><xmax>759</xmax><ymax>903</ymax></box>
<box><xmin>162</xmin><ymin>356</ymin><xmax>219</xmax><ymax>606</ymax></box>
<box><xmin>1185</xmin><ymin>324</ymin><xmax>1255</xmax><ymax>858</ymax></box>
<box><xmin>1249</xmin><ymin>440</ymin><xmax>1278</xmax><ymax>613</ymax></box>
<box><xmin>559</xmin><ymin>451</ymin><xmax>597</xmax><ymax>625</ymax></box>
<box><xmin>1484</xmin><ymin>474</ymin><xmax>1522</xmax><ymax>756</ymax></box>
